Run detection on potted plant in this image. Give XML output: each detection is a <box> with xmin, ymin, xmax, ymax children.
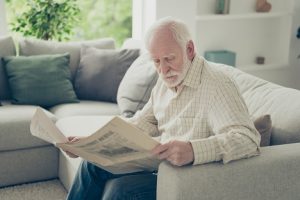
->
<box><xmin>10</xmin><ymin>0</ymin><xmax>80</xmax><ymax>41</ymax></box>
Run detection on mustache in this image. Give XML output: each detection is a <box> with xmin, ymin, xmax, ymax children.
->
<box><xmin>164</xmin><ymin>71</ymin><xmax>180</xmax><ymax>78</ymax></box>
<box><xmin>161</xmin><ymin>59</ymin><xmax>191</xmax><ymax>78</ymax></box>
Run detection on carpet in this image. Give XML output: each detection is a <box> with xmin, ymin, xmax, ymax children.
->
<box><xmin>0</xmin><ymin>179</ymin><xmax>67</xmax><ymax>200</ymax></box>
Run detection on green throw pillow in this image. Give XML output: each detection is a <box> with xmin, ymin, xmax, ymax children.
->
<box><xmin>2</xmin><ymin>53</ymin><xmax>79</xmax><ymax>107</ymax></box>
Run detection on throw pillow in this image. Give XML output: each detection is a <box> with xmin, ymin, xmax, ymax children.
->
<box><xmin>74</xmin><ymin>46</ymin><xmax>139</xmax><ymax>103</ymax></box>
<box><xmin>0</xmin><ymin>36</ymin><xmax>16</xmax><ymax>100</ymax></box>
<box><xmin>19</xmin><ymin>37</ymin><xmax>115</xmax><ymax>80</ymax></box>
<box><xmin>2</xmin><ymin>53</ymin><xmax>79</xmax><ymax>107</ymax></box>
<box><xmin>253</xmin><ymin>114</ymin><xmax>272</xmax><ymax>146</ymax></box>
<box><xmin>117</xmin><ymin>53</ymin><xmax>158</xmax><ymax>117</ymax></box>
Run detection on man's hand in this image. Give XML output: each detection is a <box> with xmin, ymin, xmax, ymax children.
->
<box><xmin>63</xmin><ymin>136</ymin><xmax>84</xmax><ymax>158</ymax></box>
<box><xmin>151</xmin><ymin>140</ymin><xmax>194</xmax><ymax>166</ymax></box>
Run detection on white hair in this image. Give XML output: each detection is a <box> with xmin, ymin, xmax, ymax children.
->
<box><xmin>144</xmin><ymin>17</ymin><xmax>193</xmax><ymax>52</ymax></box>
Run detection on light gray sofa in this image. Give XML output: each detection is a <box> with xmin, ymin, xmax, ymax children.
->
<box><xmin>1</xmin><ymin>35</ymin><xmax>300</xmax><ymax>200</ymax></box>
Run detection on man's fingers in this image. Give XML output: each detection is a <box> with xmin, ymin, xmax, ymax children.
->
<box><xmin>167</xmin><ymin>153</ymin><xmax>183</xmax><ymax>166</ymax></box>
<box><xmin>67</xmin><ymin>136</ymin><xmax>80</xmax><ymax>143</ymax></box>
<box><xmin>151</xmin><ymin>143</ymin><xmax>170</xmax><ymax>155</ymax></box>
<box><xmin>157</xmin><ymin>148</ymin><xmax>174</xmax><ymax>160</ymax></box>
<box><xmin>63</xmin><ymin>136</ymin><xmax>81</xmax><ymax>158</ymax></box>
<box><xmin>67</xmin><ymin>136</ymin><xmax>75</xmax><ymax>142</ymax></box>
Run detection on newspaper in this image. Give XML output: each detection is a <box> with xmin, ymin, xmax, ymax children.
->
<box><xmin>30</xmin><ymin>107</ymin><xmax>161</xmax><ymax>174</ymax></box>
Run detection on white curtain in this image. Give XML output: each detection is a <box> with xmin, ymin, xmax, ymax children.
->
<box><xmin>0</xmin><ymin>0</ymin><xmax>8</xmax><ymax>36</ymax></box>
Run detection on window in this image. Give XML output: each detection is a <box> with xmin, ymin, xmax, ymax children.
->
<box><xmin>5</xmin><ymin>0</ymin><xmax>132</xmax><ymax>47</ymax></box>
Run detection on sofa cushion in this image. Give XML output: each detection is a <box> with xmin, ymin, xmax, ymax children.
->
<box><xmin>117</xmin><ymin>53</ymin><xmax>158</xmax><ymax>117</ymax></box>
<box><xmin>217</xmin><ymin>63</ymin><xmax>300</xmax><ymax>145</ymax></box>
<box><xmin>0</xmin><ymin>146</ymin><xmax>58</xmax><ymax>187</ymax></box>
<box><xmin>0</xmin><ymin>103</ymin><xmax>56</xmax><ymax>151</ymax></box>
<box><xmin>19</xmin><ymin>37</ymin><xmax>115</xmax><ymax>80</ymax></box>
<box><xmin>49</xmin><ymin>100</ymin><xmax>120</xmax><ymax>119</ymax></box>
<box><xmin>74</xmin><ymin>46</ymin><xmax>139</xmax><ymax>102</ymax></box>
<box><xmin>0</xmin><ymin>36</ymin><xmax>16</xmax><ymax>100</ymax></box>
<box><xmin>3</xmin><ymin>53</ymin><xmax>79</xmax><ymax>107</ymax></box>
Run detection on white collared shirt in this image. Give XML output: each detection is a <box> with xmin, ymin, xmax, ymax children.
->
<box><xmin>128</xmin><ymin>56</ymin><xmax>260</xmax><ymax>165</ymax></box>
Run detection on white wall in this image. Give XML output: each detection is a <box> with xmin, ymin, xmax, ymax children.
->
<box><xmin>253</xmin><ymin>0</ymin><xmax>300</xmax><ymax>90</ymax></box>
<box><xmin>233</xmin><ymin>0</ymin><xmax>299</xmax><ymax>89</ymax></box>
<box><xmin>155</xmin><ymin>0</ymin><xmax>197</xmax><ymax>39</ymax></box>
<box><xmin>0</xmin><ymin>0</ymin><xmax>8</xmax><ymax>36</ymax></box>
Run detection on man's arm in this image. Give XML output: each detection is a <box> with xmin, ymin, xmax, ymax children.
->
<box><xmin>191</xmin><ymin>80</ymin><xmax>260</xmax><ymax>165</ymax></box>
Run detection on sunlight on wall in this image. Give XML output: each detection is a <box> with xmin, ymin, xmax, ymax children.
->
<box><xmin>132</xmin><ymin>0</ymin><xmax>156</xmax><ymax>40</ymax></box>
<box><xmin>0</xmin><ymin>0</ymin><xmax>8</xmax><ymax>36</ymax></box>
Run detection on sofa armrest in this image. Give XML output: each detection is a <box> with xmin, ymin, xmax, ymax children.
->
<box><xmin>157</xmin><ymin>143</ymin><xmax>300</xmax><ymax>200</ymax></box>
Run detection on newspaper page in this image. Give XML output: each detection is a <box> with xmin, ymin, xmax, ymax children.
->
<box><xmin>30</xmin><ymin>108</ymin><xmax>68</xmax><ymax>144</ymax></box>
<box><xmin>30</xmin><ymin>107</ymin><xmax>161</xmax><ymax>174</ymax></box>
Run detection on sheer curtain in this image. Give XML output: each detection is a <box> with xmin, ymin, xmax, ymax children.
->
<box><xmin>0</xmin><ymin>0</ymin><xmax>8</xmax><ymax>36</ymax></box>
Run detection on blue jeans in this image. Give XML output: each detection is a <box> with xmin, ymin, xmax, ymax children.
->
<box><xmin>67</xmin><ymin>160</ymin><xmax>157</xmax><ymax>200</ymax></box>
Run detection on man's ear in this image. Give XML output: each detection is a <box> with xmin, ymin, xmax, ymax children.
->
<box><xmin>186</xmin><ymin>40</ymin><xmax>195</xmax><ymax>61</ymax></box>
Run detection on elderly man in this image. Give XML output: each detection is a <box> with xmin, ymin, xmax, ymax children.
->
<box><xmin>66</xmin><ymin>17</ymin><xmax>260</xmax><ymax>200</ymax></box>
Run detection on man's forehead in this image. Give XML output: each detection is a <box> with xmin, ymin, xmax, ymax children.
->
<box><xmin>150</xmin><ymin>53</ymin><xmax>176</xmax><ymax>59</ymax></box>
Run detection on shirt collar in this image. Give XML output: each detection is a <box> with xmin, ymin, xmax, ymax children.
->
<box><xmin>167</xmin><ymin>55</ymin><xmax>204</xmax><ymax>94</ymax></box>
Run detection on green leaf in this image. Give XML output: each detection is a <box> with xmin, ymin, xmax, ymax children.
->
<box><xmin>8</xmin><ymin>0</ymin><xmax>81</xmax><ymax>41</ymax></box>
<box><xmin>6</xmin><ymin>0</ymin><xmax>132</xmax><ymax>45</ymax></box>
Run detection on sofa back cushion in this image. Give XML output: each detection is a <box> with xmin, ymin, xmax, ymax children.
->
<box><xmin>75</xmin><ymin>46</ymin><xmax>139</xmax><ymax>102</ymax></box>
<box><xmin>0</xmin><ymin>36</ymin><xmax>16</xmax><ymax>100</ymax></box>
<box><xmin>117</xmin><ymin>53</ymin><xmax>158</xmax><ymax>117</ymax></box>
<box><xmin>253</xmin><ymin>114</ymin><xmax>272</xmax><ymax>147</ymax></box>
<box><xmin>217</xmin><ymin>63</ymin><xmax>300</xmax><ymax>145</ymax></box>
<box><xmin>19</xmin><ymin>37</ymin><xmax>115</xmax><ymax>80</ymax></box>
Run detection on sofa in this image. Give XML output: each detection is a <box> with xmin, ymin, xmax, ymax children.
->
<box><xmin>1</xmin><ymin>35</ymin><xmax>300</xmax><ymax>200</ymax></box>
<box><xmin>0</xmin><ymin>35</ymin><xmax>138</xmax><ymax>188</ymax></box>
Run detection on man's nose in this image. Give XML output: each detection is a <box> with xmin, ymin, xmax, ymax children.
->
<box><xmin>159</xmin><ymin>61</ymin><xmax>169</xmax><ymax>75</ymax></box>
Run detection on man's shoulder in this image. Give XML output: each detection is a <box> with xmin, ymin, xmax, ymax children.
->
<box><xmin>202</xmin><ymin>60</ymin><xmax>236</xmax><ymax>88</ymax></box>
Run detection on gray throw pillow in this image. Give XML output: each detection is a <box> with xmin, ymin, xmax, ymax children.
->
<box><xmin>75</xmin><ymin>46</ymin><xmax>140</xmax><ymax>102</ymax></box>
<box><xmin>0</xmin><ymin>36</ymin><xmax>16</xmax><ymax>100</ymax></box>
<box><xmin>117</xmin><ymin>53</ymin><xmax>158</xmax><ymax>117</ymax></box>
<box><xmin>19</xmin><ymin>37</ymin><xmax>115</xmax><ymax>80</ymax></box>
<box><xmin>2</xmin><ymin>53</ymin><xmax>79</xmax><ymax>107</ymax></box>
<box><xmin>253</xmin><ymin>114</ymin><xmax>272</xmax><ymax>147</ymax></box>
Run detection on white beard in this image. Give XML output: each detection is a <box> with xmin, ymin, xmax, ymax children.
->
<box><xmin>160</xmin><ymin>55</ymin><xmax>191</xmax><ymax>88</ymax></box>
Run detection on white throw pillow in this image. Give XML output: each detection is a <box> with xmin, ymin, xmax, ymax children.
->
<box><xmin>117</xmin><ymin>53</ymin><xmax>158</xmax><ymax>117</ymax></box>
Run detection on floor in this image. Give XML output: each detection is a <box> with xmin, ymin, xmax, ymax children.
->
<box><xmin>0</xmin><ymin>179</ymin><xmax>67</xmax><ymax>200</ymax></box>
